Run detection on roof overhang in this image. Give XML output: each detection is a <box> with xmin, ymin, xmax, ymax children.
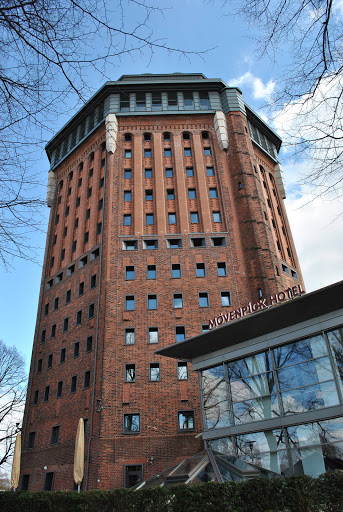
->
<box><xmin>156</xmin><ymin>280</ymin><xmax>343</xmax><ymax>362</ymax></box>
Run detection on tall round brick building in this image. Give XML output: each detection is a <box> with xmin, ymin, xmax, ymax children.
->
<box><xmin>20</xmin><ymin>73</ymin><xmax>304</xmax><ymax>491</ymax></box>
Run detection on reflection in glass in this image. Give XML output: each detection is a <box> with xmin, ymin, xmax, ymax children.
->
<box><xmin>327</xmin><ymin>328</ymin><xmax>343</xmax><ymax>390</ymax></box>
<box><xmin>233</xmin><ymin>394</ymin><xmax>280</xmax><ymax>424</ymax></box>
<box><xmin>281</xmin><ymin>380</ymin><xmax>339</xmax><ymax>414</ymax></box>
<box><xmin>230</xmin><ymin>372</ymin><xmax>276</xmax><ymax>402</ymax></box>
<box><xmin>228</xmin><ymin>352</ymin><xmax>271</xmax><ymax>380</ymax></box>
<box><xmin>277</xmin><ymin>357</ymin><xmax>333</xmax><ymax>391</ymax></box>
<box><xmin>273</xmin><ymin>334</ymin><xmax>327</xmax><ymax>369</ymax></box>
<box><xmin>236</xmin><ymin>429</ymin><xmax>285</xmax><ymax>474</ymax></box>
<box><xmin>202</xmin><ymin>365</ymin><xmax>230</xmax><ymax>429</ymax></box>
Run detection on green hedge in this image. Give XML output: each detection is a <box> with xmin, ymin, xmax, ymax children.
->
<box><xmin>1</xmin><ymin>472</ymin><xmax>343</xmax><ymax>512</ymax></box>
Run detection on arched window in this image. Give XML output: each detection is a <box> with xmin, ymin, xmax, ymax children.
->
<box><xmin>183</xmin><ymin>132</ymin><xmax>191</xmax><ymax>140</ymax></box>
<box><xmin>124</xmin><ymin>133</ymin><xmax>132</xmax><ymax>142</ymax></box>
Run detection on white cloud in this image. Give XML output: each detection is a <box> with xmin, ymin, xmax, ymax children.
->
<box><xmin>229</xmin><ymin>71</ymin><xmax>276</xmax><ymax>101</ymax></box>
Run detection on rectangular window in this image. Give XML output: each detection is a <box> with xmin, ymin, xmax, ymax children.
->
<box><xmin>167</xmin><ymin>91</ymin><xmax>178</xmax><ymax>110</ymax></box>
<box><xmin>175</xmin><ymin>326</ymin><xmax>186</xmax><ymax>342</ymax></box>
<box><xmin>184</xmin><ymin>148</ymin><xmax>192</xmax><ymax>157</ymax></box>
<box><xmin>165</xmin><ymin>168</ymin><xmax>173</xmax><ymax>178</ymax></box>
<box><xmin>50</xmin><ymin>324</ymin><xmax>56</xmax><ymax>338</ymax></box>
<box><xmin>124</xmin><ymin>169</ymin><xmax>132</xmax><ymax>179</ymax></box>
<box><xmin>145</xmin><ymin>190</ymin><xmax>153</xmax><ymax>201</ymax></box>
<box><xmin>221</xmin><ymin>290</ymin><xmax>231</xmax><ymax>307</ymax></box>
<box><xmin>76</xmin><ymin>310</ymin><xmax>82</xmax><ymax>326</ymax></box>
<box><xmin>211</xmin><ymin>236</ymin><xmax>226</xmax><ymax>247</ymax></box>
<box><xmin>190</xmin><ymin>237</ymin><xmax>206</xmax><ymax>247</ymax></box>
<box><xmin>167</xmin><ymin>238</ymin><xmax>182</xmax><ymax>248</ymax></box>
<box><xmin>50</xmin><ymin>425</ymin><xmax>59</xmax><ymax>444</ymax></box>
<box><xmin>125</xmin><ymin>328</ymin><xmax>135</xmax><ymax>345</ymax></box>
<box><xmin>47</xmin><ymin>354</ymin><xmax>53</xmax><ymax>369</ymax></box>
<box><xmin>202</xmin><ymin>324</ymin><xmax>210</xmax><ymax>332</ymax></box>
<box><xmin>57</xmin><ymin>381</ymin><xmax>63</xmax><ymax>398</ymax></box>
<box><xmin>46</xmin><ymin>278</ymin><xmax>53</xmax><ymax>290</ymax></box>
<box><xmin>44</xmin><ymin>303</ymin><xmax>49</xmax><ymax>316</ymax></box>
<box><xmin>145</xmin><ymin>168</ymin><xmax>152</xmax><ymax>178</ymax></box>
<box><xmin>209</xmin><ymin>188</ymin><xmax>218</xmax><ymax>198</ymax></box>
<box><xmin>164</xmin><ymin>148</ymin><xmax>172</xmax><ymax>157</ymax></box>
<box><xmin>147</xmin><ymin>265</ymin><xmax>156</xmax><ymax>279</ymax></box>
<box><xmin>120</xmin><ymin>93</ymin><xmax>130</xmax><ymax>111</ymax></box>
<box><xmin>124</xmin><ymin>413</ymin><xmax>140</xmax><ymax>433</ymax></box>
<box><xmin>217</xmin><ymin>262</ymin><xmax>227</xmax><ymax>276</ymax></box>
<box><xmin>148</xmin><ymin>294</ymin><xmax>157</xmax><ymax>310</ymax></box>
<box><xmin>173</xmin><ymin>293</ymin><xmax>183</xmax><ymax>309</ymax></box>
<box><xmin>41</xmin><ymin>329</ymin><xmax>46</xmax><ymax>344</ymax></box>
<box><xmin>206</xmin><ymin>167</ymin><xmax>214</xmax><ymax>176</ymax></box>
<box><xmin>71</xmin><ymin>375</ymin><xmax>77</xmax><ymax>393</ymax></box>
<box><xmin>126</xmin><ymin>265</ymin><xmax>135</xmax><ymax>280</ymax></box>
<box><xmin>124</xmin><ymin>465</ymin><xmax>143</xmax><ymax>488</ymax></box>
<box><xmin>79</xmin><ymin>282</ymin><xmax>84</xmax><ymax>296</ymax></box>
<box><xmin>98</xmin><ymin>198</ymin><xmax>103</xmax><ymax>210</ymax></box>
<box><xmin>84</xmin><ymin>232</ymin><xmax>89</xmax><ymax>244</ymax></box>
<box><xmin>172</xmin><ymin>263</ymin><xmax>181</xmax><ymax>278</ymax></box>
<box><xmin>190</xmin><ymin>212</ymin><xmax>199</xmax><ymax>223</ymax></box>
<box><xmin>90</xmin><ymin>274</ymin><xmax>97</xmax><ymax>289</ymax></box>
<box><xmin>143</xmin><ymin>239</ymin><xmax>158</xmax><ymax>250</ymax></box>
<box><xmin>188</xmin><ymin>188</ymin><xmax>196</xmax><ymax>199</ymax></box>
<box><xmin>44</xmin><ymin>472</ymin><xmax>55</xmax><ymax>491</ymax></box>
<box><xmin>152</xmin><ymin>92</ymin><xmax>162</xmax><ymax>110</ymax></box>
<box><xmin>72</xmin><ymin>240</ymin><xmax>77</xmax><ymax>253</ymax></box>
<box><xmin>97</xmin><ymin>222</ymin><xmax>102</xmax><ymax>235</ymax></box>
<box><xmin>37</xmin><ymin>359</ymin><xmax>42</xmax><ymax>373</ymax></box>
<box><xmin>204</xmin><ymin>147</ymin><xmax>211</xmax><ymax>156</ymax></box>
<box><xmin>91</xmin><ymin>248</ymin><xmax>99</xmax><ymax>261</ymax></box>
<box><xmin>146</xmin><ymin>214</ymin><xmax>154</xmax><ymax>225</ymax></box>
<box><xmin>60</xmin><ymin>348</ymin><xmax>66</xmax><ymax>364</ymax></box>
<box><xmin>66</xmin><ymin>289</ymin><xmax>71</xmax><ymax>304</ymax></box>
<box><xmin>125</xmin><ymin>364</ymin><xmax>136</xmax><ymax>382</ymax></box>
<box><xmin>123</xmin><ymin>240</ymin><xmax>138</xmax><ymax>251</ymax></box>
<box><xmin>86</xmin><ymin>209</ymin><xmax>90</xmax><ymax>219</ymax></box>
<box><xmin>28</xmin><ymin>432</ymin><xmax>35</xmax><ymax>449</ymax></box>
<box><xmin>199</xmin><ymin>91</ymin><xmax>210</xmax><ymax>109</ymax></box>
<box><xmin>149</xmin><ymin>363</ymin><xmax>160</xmax><ymax>381</ymax></box>
<box><xmin>63</xmin><ymin>317</ymin><xmax>69</xmax><ymax>332</ymax></box>
<box><xmin>186</xmin><ymin>167</ymin><xmax>194</xmax><ymax>177</ymax></box>
<box><xmin>87</xmin><ymin>187</ymin><xmax>92</xmax><ymax>198</ymax></box>
<box><xmin>148</xmin><ymin>327</ymin><xmax>159</xmax><ymax>344</ymax></box>
<box><xmin>213</xmin><ymin>211</ymin><xmax>221</xmax><ymax>223</ymax></box>
<box><xmin>183</xmin><ymin>91</ymin><xmax>194</xmax><ymax>109</ymax></box>
<box><xmin>74</xmin><ymin>341</ymin><xmax>80</xmax><ymax>358</ymax></box>
<box><xmin>124</xmin><ymin>214</ymin><xmax>132</xmax><ymax>226</ymax></box>
<box><xmin>199</xmin><ymin>292</ymin><xmax>209</xmax><ymax>307</ymax></box>
<box><xmin>125</xmin><ymin>149</ymin><xmax>132</xmax><ymax>159</ymax></box>
<box><xmin>178</xmin><ymin>411</ymin><xmax>195</xmax><ymax>430</ymax></box>
<box><xmin>21</xmin><ymin>474</ymin><xmax>30</xmax><ymax>491</ymax></box>
<box><xmin>144</xmin><ymin>149</ymin><xmax>152</xmax><ymax>158</ymax></box>
<box><xmin>136</xmin><ymin>92</ymin><xmax>146</xmax><ymax>111</ymax></box>
<box><xmin>86</xmin><ymin>335</ymin><xmax>93</xmax><ymax>352</ymax></box>
<box><xmin>88</xmin><ymin>303</ymin><xmax>95</xmax><ymax>319</ymax></box>
<box><xmin>74</xmin><ymin>218</ymin><xmax>79</xmax><ymax>229</ymax></box>
<box><xmin>56</xmin><ymin>271</ymin><xmax>63</xmax><ymax>283</ymax></box>
<box><xmin>168</xmin><ymin>213</ymin><xmax>176</xmax><ymax>225</ymax></box>
<box><xmin>196</xmin><ymin>262</ymin><xmax>206</xmax><ymax>277</ymax></box>
<box><xmin>177</xmin><ymin>362</ymin><xmax>188</xmax><ymax>380</ymax></box>
<box><xmin>84</xmin><ymin>370</ymin><xmax>91</xmax><ymax>388</ymax></box>
<box><xmin>125</xmin><ymin>295</ymin><xmax>135</xmax><ymax>311</ymax></box>
<box><xmin>76</xmin><ymin>197</ymin><xmax>80</xmax><ymax>207</ymax></box>
<box><xmin>79</xmin><ymin>255</ymin><xmax>88</xmax><ymax>268</ymax></box>
<box><xmin>167</xmin><ymin>189</ymin><xmax>175</xmax><ymax>200</ymax></box>
<box><xmin>44</xmin><ymin>386</ymin><xmax>50</xmax><ymax>402</ymax></box>
<box><xmin>33</xmin><ymin>389</ymin><xmax>39</xmax><ymax>405</ymax></box>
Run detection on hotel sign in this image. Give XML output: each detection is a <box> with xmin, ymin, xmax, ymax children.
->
<box><xmin>208</xmin><ymin>285</ymin><xmax>305</xmax><ymax>330</ymax></box>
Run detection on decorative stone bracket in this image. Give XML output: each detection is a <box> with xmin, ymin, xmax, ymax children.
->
<box><xmin>214</xmin><ymin>111</ymin><xmax>229</xmax><ymax>151</ymax></box>
<box><xmin>105</xmin><ymin>113</ymin><xmax>118</xmax><ymax>154</ymax></box>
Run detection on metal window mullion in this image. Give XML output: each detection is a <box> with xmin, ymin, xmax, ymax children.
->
<box><xmin>324</xmin><ymin>329</ymin><xmax>343</xmax><ymax>403</ymax></box>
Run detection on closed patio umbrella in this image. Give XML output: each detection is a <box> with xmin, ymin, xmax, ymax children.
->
<box><xmin>73</xmin><ymin>418</ymin><xmax>84</xmax><ymax>492</ymax></box>
<box><xmin>11</xmin><ymin>433</ymin><xmax>21</xmax><ymax>490</ymax></box>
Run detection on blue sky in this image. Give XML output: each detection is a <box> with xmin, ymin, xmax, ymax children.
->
<box><xmin>1</xmin><ymin>0</ymin><xmax>342</xmax><ymax>370</ymax></box>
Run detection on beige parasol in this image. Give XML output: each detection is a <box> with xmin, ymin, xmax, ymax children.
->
<box><xmin>73</xmin><ymin>418</ymin><xmax>84</xmax><ymax>492</ymax></box>
<box><xmin>11</xmin><ymin>432</ymin><xmax>21</xmax><ymax>489</ymax></box>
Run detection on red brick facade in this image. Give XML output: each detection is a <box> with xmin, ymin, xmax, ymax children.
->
<box><xmin>20</xmin><ymin>104</ymin><xmax>304</xmax><ymax>490</ymax></box>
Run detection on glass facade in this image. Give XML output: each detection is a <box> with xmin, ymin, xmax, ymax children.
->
<box><xmin>202</xmin><ymin>327</ymin><xmax>343</xmax><ymax>477</ymax></box>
